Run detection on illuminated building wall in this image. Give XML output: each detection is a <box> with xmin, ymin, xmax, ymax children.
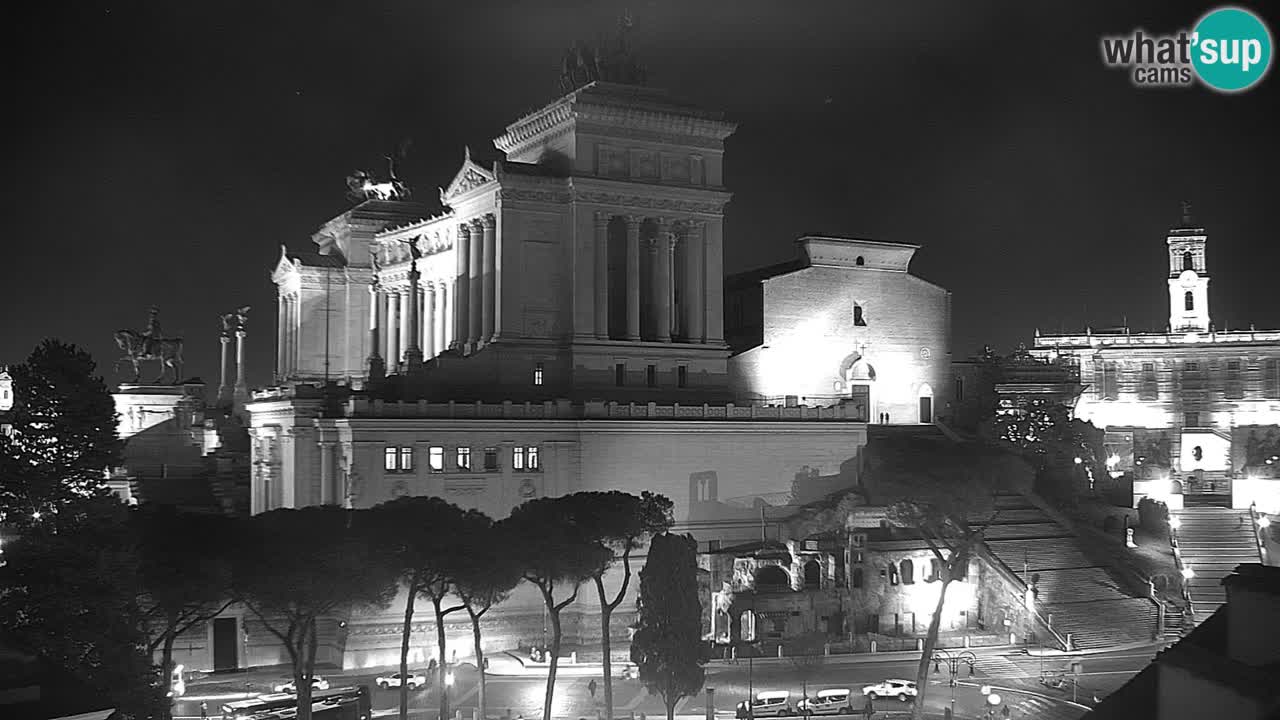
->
<box><xmin>726</xmin><ymin>236</ymin><xmax>951</xmax><ymax>423</ymax></box>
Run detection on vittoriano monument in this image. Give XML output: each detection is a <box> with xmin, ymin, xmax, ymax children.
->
<box><xmin>114</xmin><ymin>306</ymin><xmax>185</xmax><ymax>384</ymax></box>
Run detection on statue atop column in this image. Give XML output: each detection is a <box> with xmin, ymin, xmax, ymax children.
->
<box><xmin>114</xmin><ymin>307</ymin><xmax>185</xmax><ymax>385</ymax></box>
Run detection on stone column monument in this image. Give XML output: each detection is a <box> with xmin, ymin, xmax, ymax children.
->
<box><xmin>217</xmin><ymin>315</ymin><xmax>233</xmax><ymax>406</ymax></box>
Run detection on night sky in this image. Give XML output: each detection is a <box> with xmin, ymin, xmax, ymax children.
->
<box><xmin>6</xmin><ymin>1</ymin><xmax>1278</xmax><ymax>389</ymax></box>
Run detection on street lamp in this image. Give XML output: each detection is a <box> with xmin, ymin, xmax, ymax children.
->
<box><xmin>1169</xmin><ymin>516</ymin><xmax>1182</xmax><ymax>531</ymax></box>
<box><xmin>1259</xmin><ymin>515</ymin><xmax>1272</xmax><ymax>529</ymax></box>
<box><xmin>931</xmin><ymin>649</ymin><xmax>976</xmax><ymax>714</ymax></box>
<box><xmin>1181</xmin><ymin>565</ymin><xmax>1195</xmax><ymax>580</ymax></box>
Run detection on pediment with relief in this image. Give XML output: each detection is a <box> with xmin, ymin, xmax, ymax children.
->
<box><xmin>441</xmin><ymin>147</ymin><xmax>496</xmax><ymax>202</ymax></box>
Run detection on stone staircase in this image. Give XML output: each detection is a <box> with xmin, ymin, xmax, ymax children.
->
<box><xmin>982</xmin><ymin>495</ymin><xmax>1158</xmax><ymax>650</ymax></box>
<box><xmin>1174</xmin><ymin>506</ymin><xmax>1261</xmax><ymax>619</ymax></box>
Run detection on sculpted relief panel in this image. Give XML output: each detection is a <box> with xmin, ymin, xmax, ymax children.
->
<box><xmin>632</xmin><ymin>150</ymin><xmax>659</xmax><ymax>179</ymax></box>
<box><xmin>663</xmin><ymin>154</ymin><xmax>691</xmax><ymax>183</ymax></box>
<box><xmin>597</xmin><ymin>146</ymin><xmax>627</xmax><ymax>177</ymax></box>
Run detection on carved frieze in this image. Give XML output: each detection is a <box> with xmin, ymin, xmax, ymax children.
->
<box><xmin>495</xmin><ymin>188</ymin><xmax>573</xmax><ymax>204</ymax></box>
<box><xmin>598</xmin><ymin>146</ymin><xmax>627</xmax><ymax>177</ymax></box>
<box><xmin>662</xmin><ymin>155</ymin><xmax>691</xmax><ymax>183</ymax></box>
<box><xmin>572</xmin><ymin>191</ymin><xmax>726</xmax><ymax>215</ymax></box>
<box><xmin>632</xmin><ymin>150</ymin><xmax>659</xmax><ymax>179</ymax></box>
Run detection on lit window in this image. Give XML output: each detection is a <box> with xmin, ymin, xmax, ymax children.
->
<box><xmin>1142</xmin><ymin>363</ymin><xmax>1155</xmax><ymax>372</ymax></box>
<box><xmin>678</xmin><ymin>365</ymin><xmax>688</xmax><ymax>388</ymax></box>
<box><xmin>399</xmin><ymin>447</ymin><xmax>413</xmax><ymax>472</ymax></box>
<box><xmin>484</xmin><ymin>447</ymin><xmax>498</xmax><ymax>471</ymax></box>
<box><xmin>646</xmin><ymin>365</ymin><xmax>656</xmax><ymax>387</ymax></box>
<box><xmin>428</xmin><ymin>446</ymin><xmax>444</xmax><ymax>472</ymax></box>
<box><xmin>1186</xmin><ymin>362</ymin><xmax>1200</xmax><ymax>372</ymax></box>
<box><xmin>456</xmin><ymin>447</ymin><xmax>471</xmax><ymax>471</ymax></box>
<box><xmin>384</xmin><ymin>447</ymin><xmax>397</xmax><ymax>472</ymax></box>
<box><xmin>534</xmin><ymin>362</ymin><xmax>544</xmax><ymax>386</ymax></box>
<box><xmin>513</xmin><ymin>446</ymin><xmax>540</xmax><ymax>471</ymax></box>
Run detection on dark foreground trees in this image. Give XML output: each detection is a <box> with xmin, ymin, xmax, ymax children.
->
<box><xmin>453</xmin><ymin>516</ymin><xmax>521</xmax><ymax>720</ymax></box>
<box><xmin>630</xmin><ymin>533</ymin><xmax>705</xmax><ymax>720</ymax></box>
<box><xmin>235</xmin><ymin>507</ymin><xmax>398</xmax><ymax>720</ymax></box>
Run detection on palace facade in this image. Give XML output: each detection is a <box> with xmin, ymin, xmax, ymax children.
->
<box><xmin>1030</xmin><ymin>214</ymin><xmax>1280</xmax><ymax>511</ymax></box>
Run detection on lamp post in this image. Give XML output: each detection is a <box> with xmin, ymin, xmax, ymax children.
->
<box><xmin>931</xmin><ymin>649</ymin><xmax>976</xmax><ymax>717</ymax></box>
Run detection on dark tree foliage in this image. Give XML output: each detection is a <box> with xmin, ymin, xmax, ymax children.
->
<box><xmin>987</xmin><ymin>399</ymin><xmax>1103</xmax><ymax>506</ymax></box>
<box><xmin>0</xmin><ymin>495</ymin><xmax>165</xmax><ymax>720</ymax></box>
<box><xmin>630</xmin><ymin>533</ymin><xmax>705</xmax><ymax>720</ymax></box>
<box><xmin>453</xmin><ymin>516</ymin><xmax>522</xmax><ymax>720</ymax></box>
<box><xmin>0</xmin><ymin>340</ymin><xmax>122</xmax><ymax>525</ymax></box>
<box><xmin>502</xmin><ymin>496</ymin><xmax>610</xmax><ymax>720</ymax></box>
<box><xmin>136</xmin><ymin>508</ymin><xmax>238</xmax><ymax>720</ymax></box>
<box><xmin>371</xmin><ymin>497</ymin><xmax>487</xmax><ymax>720</ymax></box>
<box><xmin>568</xmin><ymin>490</ymin><xmax>674</xmax><ymax>720</ymax></box>
<box><xmin>234</xmin><ymin>507</ymin><xmax>398</xmax><ymax>720</ymax></box>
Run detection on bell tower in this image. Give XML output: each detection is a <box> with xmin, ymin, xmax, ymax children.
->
<box><xmin>1167</xmin><ymin>202</ymin><xmax>1210</xmax><ymax>333</ymax></box>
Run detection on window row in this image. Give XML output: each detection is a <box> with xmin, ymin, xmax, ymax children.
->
<box><xmin>850</xmin><ymin>558</ymin><xmax>969</xmax><ymax>589</ymax></box>
<box><xmin>384</xmin><ymin>445</ymin><xmax>540</xmax><ymax>473</ymax></box>
<box><xmin>614</xmin><ymin>363</ymin><xmax>689</xmax><ymax>388</ymax></box>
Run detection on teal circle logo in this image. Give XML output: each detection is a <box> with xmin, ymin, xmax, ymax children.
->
<box><xmin>1192</xmin><ymin>6</ymin><xmax>1273</xmax><ymax>92</ymax></box>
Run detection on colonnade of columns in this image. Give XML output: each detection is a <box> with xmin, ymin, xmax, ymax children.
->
<box><xmin>593</xmin><ymin>213</ymin><xmax>719</xmax><ymax>343</ymax></box>
<box><xmin>371</xmin><ymin>279</ymin><xmax>456</xmax><ymax>371</ymax></box>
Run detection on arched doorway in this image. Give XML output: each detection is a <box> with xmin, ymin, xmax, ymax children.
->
<box><xmin>918</xmin><ymin>383</ymin><xmax>934</xmax><ymax>423</ymax></box>
<box><xmin>803</xmin><ymin>559</ymin><xmax>821</xmax><ymax>588</ymax></box>
<box><xmin>755</xmin><ymin>565</ymin><xmax>790</xmax><ymax>591</ymax></box>
<box><xmin>840</xmin><ymin>353</ymin><xmax>877</xmax><ymax>422</ymax></box>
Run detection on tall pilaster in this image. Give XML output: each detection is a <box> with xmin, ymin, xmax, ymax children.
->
<box><xmin>686</xmin><ymin>221</ymin><xmax>706</xmax><ymax>343</ymax></box>
<box><xmin>704</xmin><ymin>218</ymin><xmax>725</xmax><ymax>344</ymax></box>
<box><xmin>398</xmin><ymin>288</ymin><xmax>412</xmax><ymax>369</ymax></box>
<box><xmin>481</xmin><ymin>214</ymin><xmax>497</xmax><ymax>343</ymax></box>
<box><xmin>594</xmin><ymin>212</ymin><xmax>610</xmax><ymax>339</ymax></box>
<box><xmin>276</xmin><ymin>295</ymin><xmax>286</xmax><ymax>381</ymax></box>
<box><xmin>319</xmin><ymin>440</ymin><xmax>335</xmax><ymax>505</ymax></box>
<box><xmin>653</xmin><ymin>219</ymin><xmax>673</xmax><ymax>343</ymax></box>
<box><xmin>438</xmin><ymin>284</ymin><xmax>450</xmax><ymax>353</ymax></box>
<box><xmin>454</xmin><ymin>224</ymin><xmax>470</xmax><ymax>350</ymax></box>
<box><xmin>625</xmin><ymin>215</ymin><xmax>641</xmax><ymax>341</ymax></box>
<box><xmin>468</xmin><ymin>219</ymin><xmax>484</xmax><ymax>350</ymax></box>
<box><xmin>367</xmin><ymin>284</ymin><xmax>384</xmax><ymax>382</ymax></box>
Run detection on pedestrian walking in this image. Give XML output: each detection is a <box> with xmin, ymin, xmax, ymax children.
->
<box><xmin>200</xmin><ymin>701</ymin><xmax>209</xmax><ymax>720</ymax></box>
<box><xmin>588</xmin><ymin>679</ymin><xmax>598</xmax><ymax>699</ymax></box>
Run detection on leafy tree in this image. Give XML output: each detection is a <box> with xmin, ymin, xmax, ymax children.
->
<box><xmin>234</xmin><ymin>507</ymin><xmax>398</xmax><ymax>720</ymax></box>
<box><xmin>865</xmin><ymin>432</ymin><xmax>1033</xmax><ymax>720</ymax></box>
<box><xmin>568</xmin><ymin>491</ymin><xmax>674</xmax><ymax>720</ymax></box>
<box><xmin>630</xmin><ymin>532</ymin><xmax>706</xmax><ymax>720</ymax></box>
<box><xmin>453</xmin><ymin>515</ymin><xmax>522</xmax><ymax>720</ymax></box>
<box><xmin>372</xmin><ymin>497</ymin><xmax>485</xmax><ymax>720</ymax></box>
<box><xmin>136</xmin><ymin>507</ymin><xmax>238</xmax><ymax>719</ymax></box>
<box><xmin>987</xmin><ymin>398</ymin><xmax>1102</xmax><ymax>505</ymax></box>
<box><xmin>0</xmin><ymin>339</ymin><xmax>122</xmax><ymax>525</ymax></box>
<box><xmin>502</xmin><ymin>496</ymin><xmax>609</xmax><ymax>720</ymax></box>
<box><xmin>0</xmin><ymin>494</ymin><xmax>164</xmax><ymax>720</ymax></box>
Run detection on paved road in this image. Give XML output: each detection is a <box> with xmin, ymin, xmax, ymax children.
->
<box><xmin>178</xmin><ymin>645</ymin><xmax>1161</xmax><ymax>720</ymax></box>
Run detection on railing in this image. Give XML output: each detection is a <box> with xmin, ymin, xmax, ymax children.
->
<box><xmin>973</xmin><ymin>541</ymin><xmax>1070</xmax><ymax>651</ymax></box>
<box><xmin>1250</xmin><ymin>502</ymin><xmax>1269</xmax><ymax>564</ymax></box>
<box><xmin>339</xmin><ymin>398</ymin><xmax>870</xmax><ymax>421</ymax></box>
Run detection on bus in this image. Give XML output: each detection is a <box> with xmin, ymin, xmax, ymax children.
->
<box><xmin>221</xmin><ymin>685</ymin><xmax>371</xmax><ymax>720</ymax></box>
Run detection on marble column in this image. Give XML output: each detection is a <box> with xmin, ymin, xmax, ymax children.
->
<box><xmin>438</xmin><ymin>284</ymin><xmax>450</xmax><ymax>353</ymax></box>
<box><xmin>481</xmin><ymin>214</ymin><xmax>496</xmax><ymax>343</ymax></box>
<box><xmin>319</xmin><ymin>440</ymin><xmax>335</xmax><ymax>505</ymax></box>
<box><xmin>653</xmin><ymin>219</ymin><xmax>673</xmax><ymax>342</ymax></box>
<box><xmin>424</xmin><ymin>285</ymin><xmax>436</xmax><ymax>358</ymax></box>
<box><xmin>285</xmin><ymin>295</ymin><xmax>297</xmax><ymax>377</ymax></box>
<box><xmin>398</xmin><ymin>288</ymin><xmax>413</xmax><ymax>368</ymax></box>
<box><xmin>367</xmin><ymin>284</ymin><xmax>384</xmax><ymax>381</ymax></box>
<box><xmin>686</xmin><ymin>221</ymin><xmax>706</xmax><ymax>343</ymax></box>
<box><xmin>454</xmin><ymin>224</ymin><xmax>471</xmax><ymax>350</ymax></box>
<box><xmin>219</xmin><ymin>333</ymin><xmax>231</xmax><ymax>403</ymax></box>
<box><xmin>594</xmin><ymin>211</ymin><xmax>610</xmax><ymax>339</ymax></box>
<box><xmin>404</xmin><ymin>261</ymin><xmax>423</xmax><ymax>371</ymax></box>
<box><xmin>469</xmin><ymin>219</ymin><xmax>484</xmax><ymax>349</ymax></box>
<box><xmin>234</xmin><ymin>329</ymin><xmax>248</xmax><ymax>403</ymax></box>
<box><xmin>276</xmin><ymin>295</ymin><xmax>286</xmax><ymax>381</ymax></box>
<box><xmin>625</xmin><ymin>215</ymin><xmax>641</xmax><ymax>341</ymax></box>
<box><xmin>388</xmin><ymin>291</ymin><xmax>401</xmax><ymax>368</ymax></box>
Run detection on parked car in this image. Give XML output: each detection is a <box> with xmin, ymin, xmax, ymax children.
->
<box><xmin>272</xmin><ymin>676</ymin><xmax>331</xmax><ymax>694</ymax></box>
<box><xmin>736</xmin><ymin>691</ymin><xmax>792</xmax><ymax>718</ymax></box>
<box><xmin>796</xmin><ymin>689</ymin><xmax>854</xmax><ymax>715</ymax></box>
<box><xmin>375</xmin><ymin>671</ymin><xmax>428</xmax><ymax>690</ymax></box>
<box><xmin>861</xmin><ymin>679</ymin><xmax>916</xmax><ymax>702</ymax></box>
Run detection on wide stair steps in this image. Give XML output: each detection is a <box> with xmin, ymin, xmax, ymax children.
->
<box><xmin>1174</xmin><ymin>506</ymin><xmax>1260</xmax><ymax>619</ymax></box>
<box><xmin>981</xmin><ymin>495</ymin><xmax>1159</xmax><ymax>650</ymax></box>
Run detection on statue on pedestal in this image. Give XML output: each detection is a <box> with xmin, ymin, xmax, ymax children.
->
<box><xmin>114</xmin><ymin>307</ymin><xmax>185</xmax><ymax>385</ymax></box>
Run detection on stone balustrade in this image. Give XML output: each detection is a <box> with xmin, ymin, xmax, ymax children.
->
<box><xmin>1035</xmin><ymin>328</ymin><xmax>1280</xmax><ymax>348</ymax></box>
<box><xmin>342</xmin><ymin>397</ymin><xmax>866</xmax><ymax>421</ymax></box>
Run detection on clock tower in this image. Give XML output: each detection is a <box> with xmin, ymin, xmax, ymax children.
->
<box><xmin>1167</xmin><ymin>203</ymin><xmax>1210</xmax><ymax>333</ymax></box>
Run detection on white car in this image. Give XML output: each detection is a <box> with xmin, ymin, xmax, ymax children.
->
<box><xmin>861</xmin><ymin>679</ymin><xmax>917</xmax><ymax>702</ymax></box>
<box><xmin>796</xmin><ymin>689</ymin><xmax>854</xmax><ymax>715</ymax></box>
<box><xmin>376</xmin><ymin>672</ymin><xmax>428</xmax><ymax>690</ymax></box>
<box><xmin>736</xmin><ymin>691</ymin><xmax>792</xmax><ymax>718</ymax></box>
<box><xmin>272</xmin><ymin>676</ymin><xmax>331</xmax><ymax>694</ymax></box>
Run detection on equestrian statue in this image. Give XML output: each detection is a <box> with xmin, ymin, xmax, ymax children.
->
<box><xmin>114</xmin><ymin>306</ymin><xmax>185</xmax><ymax>384</ymax></box>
